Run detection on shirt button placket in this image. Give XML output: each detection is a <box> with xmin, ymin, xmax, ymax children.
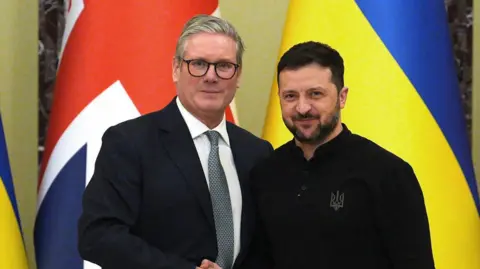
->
<box><xmin>297</xmin><ymin>168</ymin><xmax>310</xmax><ymax>200</ymax></box>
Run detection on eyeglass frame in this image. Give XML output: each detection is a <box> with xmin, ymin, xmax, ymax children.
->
<box><xmin>180</xmin><ymin>58</ymin><xmax>240</xmax><ymax>80</ymax></box>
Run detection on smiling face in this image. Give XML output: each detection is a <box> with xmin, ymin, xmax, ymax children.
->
<box><xmin>279</xmin><ymin>63</ymin><xmax>348</xmax><ymax>145</ymax></box>
<box><xmin>172</xmin><ymin>32</ymin><xmax>241</xmax><ymax>120</ymax></box>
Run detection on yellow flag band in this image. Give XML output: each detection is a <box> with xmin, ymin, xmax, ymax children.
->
<box><xmin>0</xmin><ymin>177</ymin><xmax>29</xmax><ymax>268</ymax></box>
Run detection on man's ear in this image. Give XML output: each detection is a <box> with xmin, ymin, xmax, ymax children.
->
<box><xmin>172</xmin><ymin>57</ymin><xmax>180</xmax><ymax>83</ymax></box>
<box><xmin>339</xmin><ymin>87</ymin><xmax>349</xmax><ymax>109</ymax></box>
<box><xmin>235</xmin><ymin>67</ymin><xmax>242</xmax><ymax>89</ymax></box>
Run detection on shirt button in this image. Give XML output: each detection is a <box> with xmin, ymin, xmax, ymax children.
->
<box><xmin>301</xmin><ymin>185</ymin><xmax>307</xmax><ymax>191</ymax></box>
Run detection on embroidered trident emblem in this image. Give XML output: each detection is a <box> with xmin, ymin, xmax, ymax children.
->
<box><xmin>330</xmin><ymin>190</ymin><xmax>344</xmax><ymax>211</ymax></box>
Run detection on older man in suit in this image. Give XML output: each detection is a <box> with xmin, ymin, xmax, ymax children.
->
<box><xmin>77</xmin><ymin>14</ymin><xmax>272</xmax><ymax>269</ymax></box>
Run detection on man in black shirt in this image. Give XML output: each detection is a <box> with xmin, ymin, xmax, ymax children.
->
<box><xmin>244</xmin><ymin>41</ymin><xmax>435</xmax><ymax>269</ymax></box>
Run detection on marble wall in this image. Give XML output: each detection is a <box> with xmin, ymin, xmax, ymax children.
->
<box><xmin>447</xmin><ymin>0</ymin><xmax>474</xmax><ymax>142</ymax></box>
<box><xmin>39</xmin><ymin>0</ymin><xmax>64</xmax><ymax>162</ymax></box>
<box><xmin>38</xmin><ymin>0</ymin><xmax>474</xmax><ymax>163</ymax></box>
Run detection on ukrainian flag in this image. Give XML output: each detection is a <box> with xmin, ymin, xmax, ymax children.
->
<box><xmin>262</xmin><ymin>1</ymin><xmax>480</xmax><ymax>268</ymax></box>
<box><xmin>0</xmin><ymin>113</ymin><xmax>29</xmax><ymax>268</ymax></box>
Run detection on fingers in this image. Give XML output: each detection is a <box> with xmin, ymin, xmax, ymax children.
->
<box><xmin>199</xmin><ymin>259</ymin><xmax>224</xmax><ymax>269</ymax></box>
<box><xmin>200</xmin><ymin>259</ymin><xmax>214</xmax><ymax>269</ymax></box>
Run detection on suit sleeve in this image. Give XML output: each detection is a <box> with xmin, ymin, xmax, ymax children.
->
<box><xmin>77</xmin><ymin>126</ymin><xmax>195</xmax><ymax>269</ymax></box>
<box><xmin>376</xmin><ymin>161</ymin><xmax>435</xmax><ymax>269</ymax></box>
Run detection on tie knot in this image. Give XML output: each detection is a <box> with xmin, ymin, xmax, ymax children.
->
<box><xmin>206</xmin><ymin>131</ymin><xmax>221</xmax><ymax>147</ymax></box>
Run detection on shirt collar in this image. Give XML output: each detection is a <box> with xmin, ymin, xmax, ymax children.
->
<box><xmin>288</xmin><ymin>123</ymin><xmax>351</xmax><ymax>161</ymax></box>
<box><xmin>176</xmin><ymin>97</ymin><xmax>230</xmax><ymax>146</ymax></box>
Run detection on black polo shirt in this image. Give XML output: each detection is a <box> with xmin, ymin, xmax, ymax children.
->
<box><xmin>247</xmin><ymin>124</ymin><xmax>435</xmax><ymax>269</ymax></box>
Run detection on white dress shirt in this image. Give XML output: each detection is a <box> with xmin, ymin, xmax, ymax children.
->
<box><xmin>176</xmin><ymin>97</ymin><xmax>242</xmax><ymax>262</ymax></box>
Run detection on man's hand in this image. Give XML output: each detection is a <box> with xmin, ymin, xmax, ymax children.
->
<box><xmin>196</xmin><ymin>259</ymin><xmax>222</xmax><ymax>269</ymax></box>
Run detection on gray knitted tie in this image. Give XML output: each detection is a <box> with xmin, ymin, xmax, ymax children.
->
<box><xmin>205</xmin><ymin>131</ymin><xmax>234</xmax><ymax>269</ymax></box>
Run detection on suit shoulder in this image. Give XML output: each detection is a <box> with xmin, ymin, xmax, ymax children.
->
<box><xmin>103</xmin><ymin>110</ymin><xmax>161</xmax><ymax>142</ymax></box>
<box><xmin>227</xmin><ymin>122</ymin><xmax>272</xmax><ymax>148</ymax></box>
<box><xmin>252</xmin><ymin>141</ymin><xmax>292</xmax><ymax>170</ymax></box>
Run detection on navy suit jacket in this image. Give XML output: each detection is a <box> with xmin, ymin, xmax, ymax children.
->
<box><xmin>78</xmin><ymin>98</ymin><xmax>273</xmax><ymax>269</ymax></box>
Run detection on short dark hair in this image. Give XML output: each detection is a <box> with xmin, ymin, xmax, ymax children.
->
<box><xmin>277</xmin><ymin>41</ymin><xmax>344</xmax><ymax>91</ymax></box>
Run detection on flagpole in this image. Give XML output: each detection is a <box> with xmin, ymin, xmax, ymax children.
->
<box><xmin>473</xmin><ymin>0</ymin><xmax>480</xmax><ymax>193</ymax></box>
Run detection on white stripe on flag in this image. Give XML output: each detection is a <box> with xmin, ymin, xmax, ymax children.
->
<box><xmin>37</xmin><ymin>81</ymin><xmax>140</xmax><ymax>212</ymax></box>
<box><xmin>59</xmin><ymin>0</ymin><xmax>85</xmax><ymax>63</ymax></box>
<box><xmin>84</xmin><ymin>260</ymin><xmax>101</xmax><ymax>269</ymax></box>
<box><xmin>212</xmin><ymin>6</ymin><xmax>221</xmax><ymax>17</ymax></box>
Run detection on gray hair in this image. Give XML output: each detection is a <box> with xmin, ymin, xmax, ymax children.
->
<box><xmin>175</xmin><ymin>14</ymin><xmax>245</xmax><ymax>65</ymax></box>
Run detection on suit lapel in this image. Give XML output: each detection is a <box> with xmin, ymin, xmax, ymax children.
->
<box><xmin>227</xmin><ymin>124</ymin><xmax>254</xmax><ymax>264</ymax></box>
<box><xmin>157</xmin><ymin>99</ymin><xmax>215</xmax><ymax>229</ymax></box>
<box><xmin>157</xmin><ymin>101</ymin><xmax>255</xmax><ymax>265</ymax></box>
